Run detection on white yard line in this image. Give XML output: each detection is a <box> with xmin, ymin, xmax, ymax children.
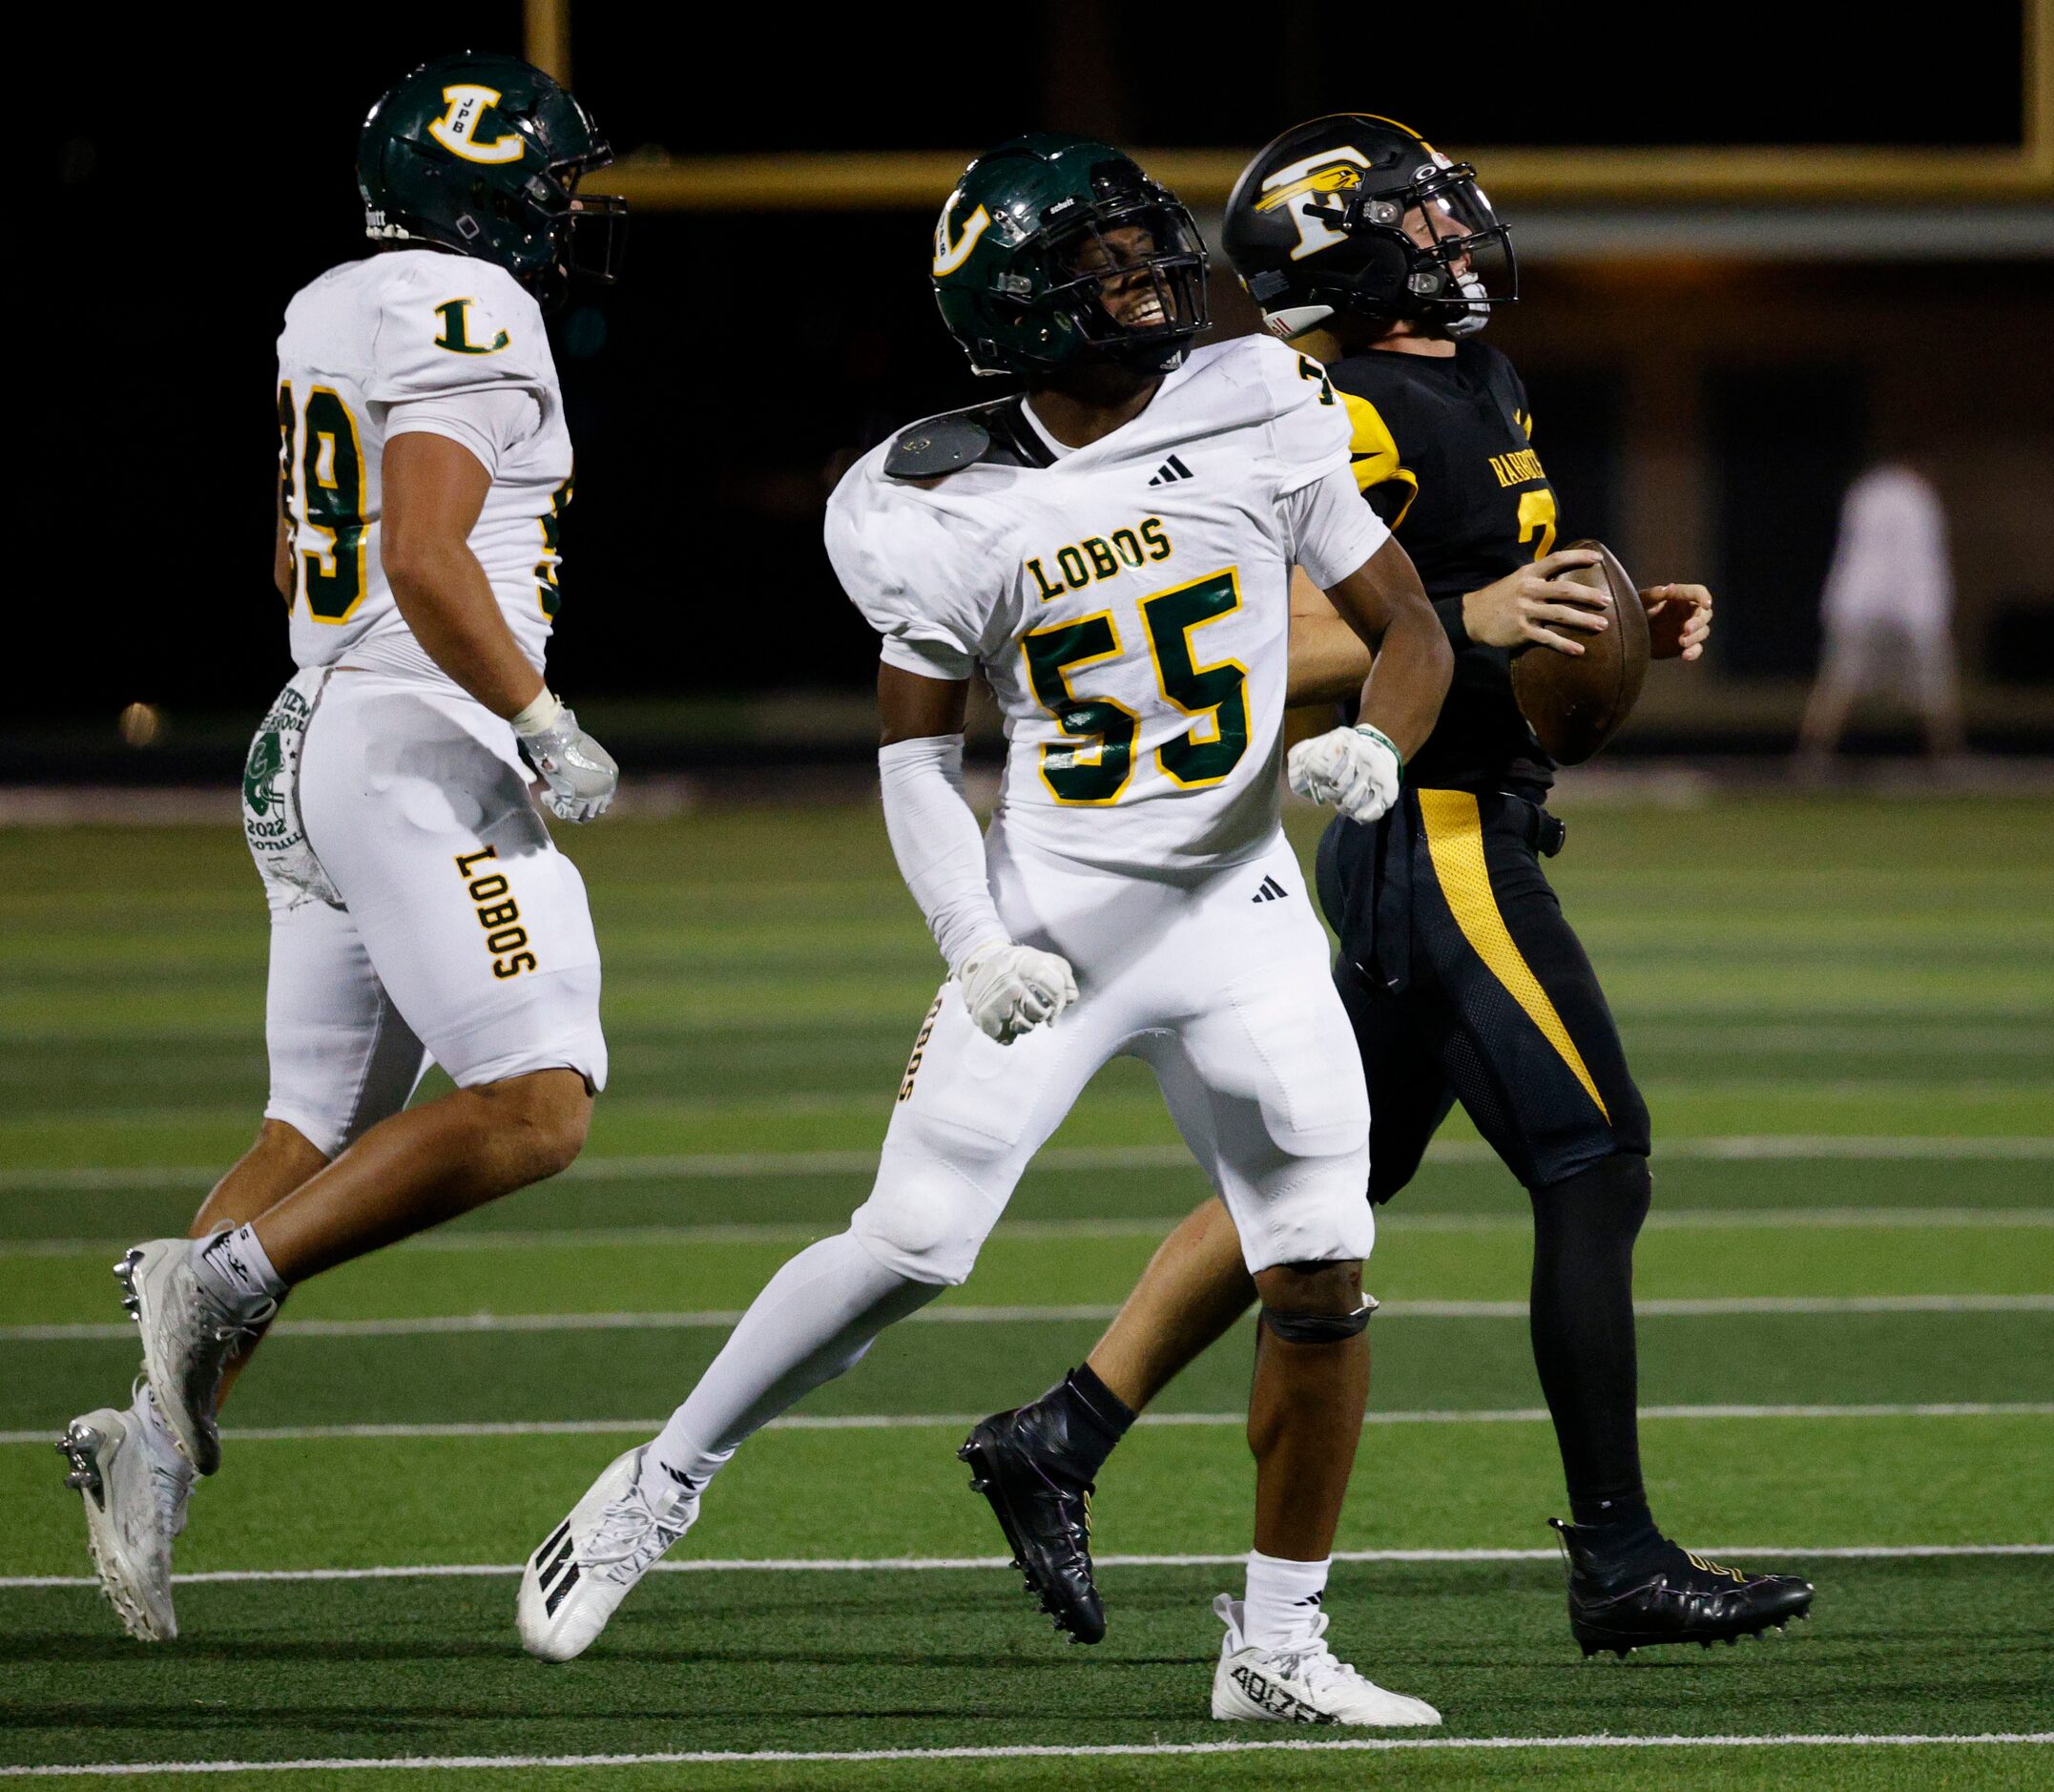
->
<box><xmin>4</xmin><ymin>1544</ymin><xmax>2047</xmax><ymax>1592</ymax></box>
<box><xmin>1</xmin><ymin>1735</ymin><xmax>2049</xmax><ymax>1778</ymax></box>
<box><xmin>5</xmin><ymin>1133</ymin><xmax>2051</xmax><ymax>1195</ymax></box>
<box><xmin>7</xmin><ymin>1205</ymin><xmax>2052</xmax><ymax>1260</ymax></box>
<box><xmin>6</xmin><ymin>1400</ymin><xmax>2047</xmax><ymax>1448</ymax></box>
<box><xmin>9</xmin><ymin>1291</ymin><xmax>2048</xmax><ymax>1344</ymax></box>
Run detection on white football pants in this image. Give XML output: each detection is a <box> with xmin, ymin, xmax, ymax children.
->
<box><xmin>259</xmin><ymin>668</ymin><xmax>607</xmax><ymax>1157</ymax></box>
<box><xmin>853</xmin><ymin>822</ymin><xmax>1375</xmax><ymax>1283</ymax></box>
<box><xmin>648</xmin><ymin>821</ymin><xmax>1374</xmax><ymax>1485</ymax></box>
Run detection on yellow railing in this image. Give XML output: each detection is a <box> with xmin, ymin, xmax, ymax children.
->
<box><xmin>531</xmin><ymin>0</ymin><xmax>2053</xmax><ymax>210</ymax></box>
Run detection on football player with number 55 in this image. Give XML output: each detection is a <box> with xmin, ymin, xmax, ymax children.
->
<box><xmin>59</xmin><ymin>53</ymin><xmax>625</xmax><ymax>1644</ymax></box>
<box><xmin>518</xmin><ymin>134</ymin><xmax>1456</xmax><ymax>1727</ymax></box>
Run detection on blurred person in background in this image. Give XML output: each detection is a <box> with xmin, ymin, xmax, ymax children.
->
<box><xmin>1797</xmin><ymin>460</ymin><xmax>1965</xmax><ymax>767</ymax></box>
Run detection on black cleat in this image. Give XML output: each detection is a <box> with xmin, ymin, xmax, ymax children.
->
<box><xmin>1550</xmin><ymin>1518</ymin><xmax>1815</xmax><ymax>1657</ymax></box>
<box><xmin>959</xmin><ymin>1407</ymin><xmax>1106</xmax><ymax>1644</ymax></box>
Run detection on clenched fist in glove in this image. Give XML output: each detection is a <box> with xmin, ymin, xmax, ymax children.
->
<box><xmin>1287</xmin><ymin>724</ymin><xmax>1405</xmax><ymax>825</ymax></box>
<box><xmin>514</xmin><ymin>692</ymin><xmax>620</xmax><ymax>823</ymax></box>
<box><xmin>956</xmin><ymin>939</ymin><xmax>1078</xmax><ymax>1045</ymax></box>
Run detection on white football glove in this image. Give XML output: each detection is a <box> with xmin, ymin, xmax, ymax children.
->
<box><xmin>515</xmin><ymin>694</ymin><xmax>619</xmax><ymax>823</ymax></box>
<box><xmin>956</xmin><ymin>939</ymin><xmax>1078</xmax><ymax>1045</ymax></box>
<box><xmin>1287</xmin><ymin>724</ymin><xmax>1404</xmax><ymax>824</ymax></box>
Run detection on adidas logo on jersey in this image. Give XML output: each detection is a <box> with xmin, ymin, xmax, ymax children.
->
<box><xmin>1148</xmin><ymin>455</ymin><xmax>1194</xmax><ymax>487</ymax></box>
<box><xmin>1252</xmin><ymin>876</ymin><xmax>1289</xmax><ymax>904</ymax></box>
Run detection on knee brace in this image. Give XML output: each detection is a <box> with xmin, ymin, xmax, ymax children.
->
<box><xmin>850</xmin><ymin>1152</ymin><xmax>1002</xmax><ymax>1287</ymax></box>
<box><xmin>1261</xmin><ymin>1294</ymin><xmax>1378</xmax><ymax>1344</ymax></box>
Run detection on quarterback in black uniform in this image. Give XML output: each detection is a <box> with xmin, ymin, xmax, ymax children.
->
<box><xmin>963</xmin><ymin>115</ymin><xmax>1815</xmax><ymax>1658</ymax></box>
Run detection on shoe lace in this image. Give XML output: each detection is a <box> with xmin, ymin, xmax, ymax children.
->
<box><xmin>200</xmin><ymin>1296</ymin><xmax>278</xmax><ymax>1350</ymax></box>
<box><xmin>1267</xmin><ymin>1613</ymin><xmax>1352</xmax><ymax>1691</ymax></box>
<box><xmin>585</xmin><ymin>1486</ymin><xmax>687</xmax><ymax>1583</ymax></box>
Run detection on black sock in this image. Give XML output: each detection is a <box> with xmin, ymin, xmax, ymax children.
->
<box><xmin>1528</xmin><ymin>1154</ymin><xmax>1654</xmax><ymax>1531</ymax></box>
<box><xmin>1032</xmin><ymin>1364</ymin><xmax>1136</xmax><ymax>1484</ymax></box>
<box><xmin>1578</xmin><ymin>1494</ymin><xmax>1655</xmax><ymax>1535</ymax></box>
<box><xmin>1577</xmin><ymin>1501</ymin><xmax>1661</xmax><ymax>1563</ymax></box>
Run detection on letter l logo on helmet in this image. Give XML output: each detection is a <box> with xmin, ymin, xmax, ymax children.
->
<box><xmin>933</xmin><ymin>201</ymin><xmax>992</xmax><ymax>277</ymax></box>
<box><xmin>428</xmin><ymin>85</ymin><xmax>525</xmax><ymax>164</ymax></box>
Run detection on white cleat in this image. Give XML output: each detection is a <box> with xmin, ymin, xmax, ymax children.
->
<box><xmin>1210</xmin><ymin>1594</ymin><xmax>1442</xmax><ymax>1727</ymax></box>
<box><xmin>57</xmin><ymin>1393</ymin><xmax>193</xmax><ymax>1642</ymax></box>
<box><xmin>114</xmin><ymin>1238</ymin><xmax>273</xmax><ymax>1476</ymax></box>
<box><xmin>519</xmin><ymin>1446</ymin><xmax>696</xmax><ymax>1662</ymax></box>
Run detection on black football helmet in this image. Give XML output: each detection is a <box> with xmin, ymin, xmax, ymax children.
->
<box><xmin>1222</xmin><ymin>115</ymin><xmax>1515</xmax><ymax>342</ymax></box>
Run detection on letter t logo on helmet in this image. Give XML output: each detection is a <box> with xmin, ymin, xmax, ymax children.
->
<box><xmin>1223</xmin><ymin>115</ymin><xmax>1517</xmax><ymax>343</ymax></box>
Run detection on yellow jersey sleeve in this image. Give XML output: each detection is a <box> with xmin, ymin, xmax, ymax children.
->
<box><xmin>1339</xmin><ymin>389</ymin><xmax>1420</xmax><ymax>528</ymax></box>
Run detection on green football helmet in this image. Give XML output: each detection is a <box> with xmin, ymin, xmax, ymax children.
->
<box><xmin>931</xmin><ymin>134</ymin><xmax>1210</xmax><ymax>379</ymax></box>
<box><xmin>357</xmin><ymin>52</ymin><xmax>625</xmax><ymax>312</ymax></box>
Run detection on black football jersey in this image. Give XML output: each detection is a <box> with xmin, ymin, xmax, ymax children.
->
<box><xmin>1327</xmin><ymin>340</ymin><xmax>1558</xmax><ymax>792</ymax></box>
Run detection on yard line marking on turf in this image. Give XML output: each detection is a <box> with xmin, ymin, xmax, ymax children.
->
<box><xmin>4</xmin><ymin>1546</ymin><xmax>2047</xmax><ymax>1591</ymax></box>
<box><xmin>6</xmin><ymin>1133</ymin><xmax>2052</xmax><ymax>1193</ymax></box>
<box><xmin>8</xmin><ymin>1205</ymin><xmax>2052</xmax><ymax>1259</ymax></box>
<box><xmin>1</xmin><ymin>1737</ymin><xmax>2049</xmax><ymax>1778</ymax></box>
<box><xmin>5</xmin><ymin>1401</ymin><xmax>2048</xmax><ymax>1448</ymax></box>
<box><xmin>9</xmin><ymin>1292</ymin><xmax>2049</xmax><ymax>1343</ymax></box>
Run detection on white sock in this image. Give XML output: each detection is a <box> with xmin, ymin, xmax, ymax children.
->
<box><xmin>192</xmin><ymin>1224</ymin><xmax>287</xmax><ymax>1307</ymax></box>
<box><xmin>649</xmin><ymin>1229</ymin><xmax>939</xmax><ymax>1495</ymax></box>
<box><xmin>1243</xmin><ymin>1549</ymin><xmax>1332</xmax><ymax>1651</ymax></box>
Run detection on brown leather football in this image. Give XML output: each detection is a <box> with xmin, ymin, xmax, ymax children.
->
<box><xmin>1509</xmin><ymin>539</ymin><xmax>1649</xmax><ymax>765</ymax></box>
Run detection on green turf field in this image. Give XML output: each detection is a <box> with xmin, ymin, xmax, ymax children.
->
<box><xmin>2</xmin><ymin>790</ymin><xmax>2050</xmax><ymax>1788</ymax></box>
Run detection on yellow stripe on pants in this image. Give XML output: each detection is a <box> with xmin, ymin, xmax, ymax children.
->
<box><xmin>1416</xmin><ymin>788</ymin><xmax>1609</xmax><ymax>1120</ymax></box>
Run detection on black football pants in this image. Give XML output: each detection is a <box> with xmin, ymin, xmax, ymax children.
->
<box><xmin>1317</xmin><ymin>788</ymin><xmax>1654</xmax><ymax>1519</ymax></box>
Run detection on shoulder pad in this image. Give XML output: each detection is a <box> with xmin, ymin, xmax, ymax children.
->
<box><xmin>883</xmin><ymin>398</ymin><xmax>1039</xmax><ymax>480</ymax></box>
<box><xmin>885</xmin><ymin>415</ymin><xmax>988</xmax><ymax>479</ymax></box>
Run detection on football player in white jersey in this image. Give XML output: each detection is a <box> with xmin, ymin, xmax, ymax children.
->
<box><xmin>519</xmin><ymin>135</ymin><xmax>1454</xmax><ymax>1725</ymax></box>
<box><xmin>58</xmin><ymin>53</ymin><xmax>626</xmax><ymax>1642</ymax></box>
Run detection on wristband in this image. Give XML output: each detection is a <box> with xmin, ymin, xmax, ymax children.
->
<box><xmin>511</xmin><ymin>689</ymin><xmax>564</xmax><ymax>737</ymax></box>
<box><xmin>1354</xmin><ymin>723</ymin><xmax>1405</xmax><ymax>781</ymax></box>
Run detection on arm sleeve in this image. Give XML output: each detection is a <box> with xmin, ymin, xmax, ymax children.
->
<box><xmin>1432</xmin><ymin>595</ymin><xmax>1472</xmax><ymax>651</ymax></box>
<box><xmin>384</xmin><ymin>385</ymin><xmax>543</xmax><ymax>480</ymax></box>
<box><xmin>1285</xmin><ymin>465</ymin><xmax>1393</xmax><ymax>591</ymax></box>
<box><xmin>878</xmin><ymin>733</ymin><xmax>1006</xmax><ymax>970</ymax></box>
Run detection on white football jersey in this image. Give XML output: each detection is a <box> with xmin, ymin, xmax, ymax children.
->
<box><xmin>274</xmin><ymin>250</ymin><xmax>573</xmax><ymax>684</ymax></box>
<box><xmin>827</xmin><ymin>335</ymin><xmax>1388</xmax><ymax>874</ymax></box>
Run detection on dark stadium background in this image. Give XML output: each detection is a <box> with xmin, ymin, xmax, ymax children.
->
<box><xmin>30</xmin><ymin>2</ymin><xmax>2051</xmax><ymax>777</ymax></box>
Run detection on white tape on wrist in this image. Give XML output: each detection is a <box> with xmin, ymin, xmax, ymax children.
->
<box><xmin>511</xmin><ymin>689</ymin><xmax>564</xmax><ymax>737</ymax></box>
<box><xmin>1354</xmin><ymin>723</ymin><xmax>1405</xmax><ymax>781</ymax></box>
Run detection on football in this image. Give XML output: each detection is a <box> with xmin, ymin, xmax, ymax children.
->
<box><xmin>1509</xmin><ymin>538</ymin><xmax>1650</xmax><ymax>765</ymax></box>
